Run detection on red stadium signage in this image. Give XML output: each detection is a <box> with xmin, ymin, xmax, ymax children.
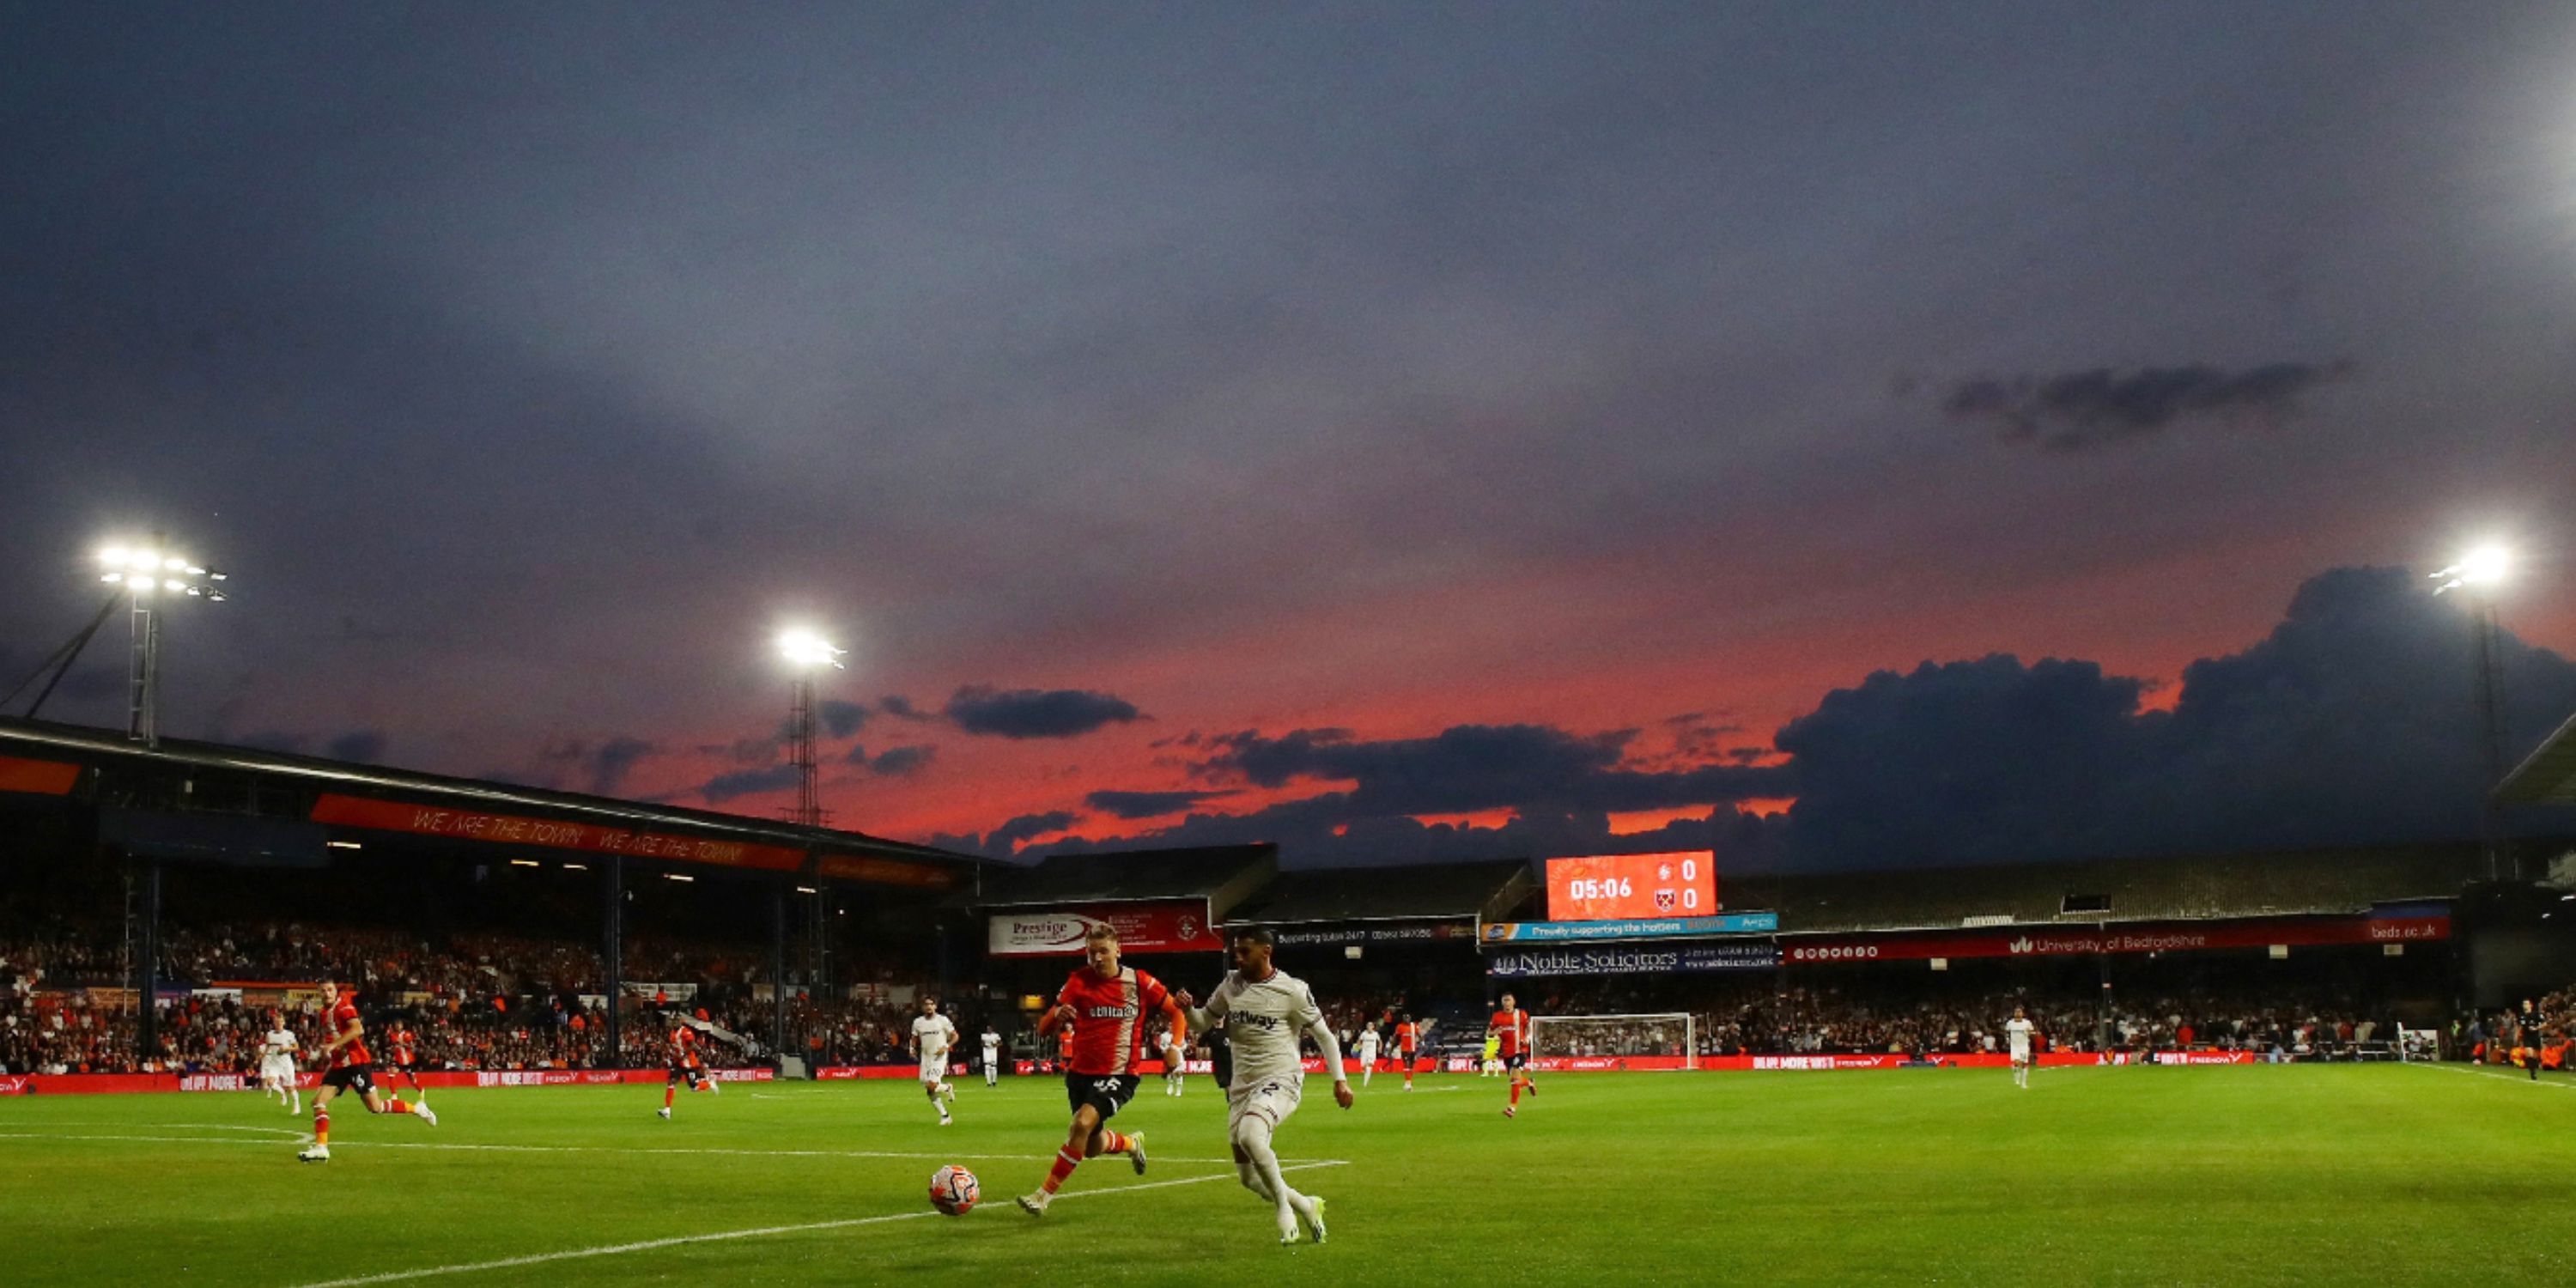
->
<box><xmin>815</xmin><ymin>854</ymin><xmax>956</xmax><ymax>889</ymax></box>
<box><xmin>0</xmin><ymin>754</ymin><xmax>80</xmax><ymax>796</ymax></box>
<box><xmin>309</xmin><ymin>793</ymin><xmax>806</xmax><ymax>871</ymax></box>
<box><xmin>1546</xmin><ymin>851</ymin><xmax>1717</xmax><ymax>920</ymax></box>
<box><xmin>986</xmin><ymin>900</ymin><xmax>1224</xmax><ymax>957</ymax></box>
<box><xmin>0</xmin><ymin>1068</ymin><xmax>775</xmax><ymax>1096</ymax></box>
<box><xmin>1778</xmin><ymin>913</ymin><xmax>2450</xmax><ymax>964</ymax></box>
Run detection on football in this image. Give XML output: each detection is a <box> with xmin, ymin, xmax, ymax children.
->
<box><xmin>929</xmin><ymin>1164</ymin><xmax>980</xmax><ymax>1216</ymax></box>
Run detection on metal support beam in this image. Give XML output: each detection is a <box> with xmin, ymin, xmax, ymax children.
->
<box><xmin>771</xmin><ymin>878</ymin><xmax>789</xmax><ymax>1062</ymax></box>
<box><xmin>603</xmin><ymin>855</ymin><xmax>624</xmax><ymax>1068</ymax></box>
<box><xmin>811</xmin><ymin>883</ymin><xmax>831</xmax><ymax>996</ymax></box>
<box><xmin>136</xmin><ymin>859</ymin><xmax>161</xmax><ymax>1064</ymax></box>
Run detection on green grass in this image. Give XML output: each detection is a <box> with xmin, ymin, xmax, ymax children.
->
<box><xmin>3</xmin><ymin>1064</ymin><xmax>2572</xmax><ymax>1285</ymax></box>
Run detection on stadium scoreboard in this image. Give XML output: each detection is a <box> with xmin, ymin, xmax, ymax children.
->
<box><xmin>1545</xmin><ymin>851</ymin><xmax>1716</xmax><ymax>920</ymax></box>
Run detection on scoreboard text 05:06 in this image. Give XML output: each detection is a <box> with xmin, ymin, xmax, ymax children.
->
<box><xmin>1544</xmin><ymin>851</ymin><xmax>1717</xmax><ymax>920</ymax></box>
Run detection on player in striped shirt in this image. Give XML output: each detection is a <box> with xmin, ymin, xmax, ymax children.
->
<box><xmin>1018</xmin><ymin>922</ymin><xmax>1194</xmax><ymax>1216</ymax></box>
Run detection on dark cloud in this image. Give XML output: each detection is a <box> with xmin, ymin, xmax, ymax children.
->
<box><xmin>979</xmin><ymin>811</ymin><xmax>1080</xmax><ymax>854</ymax></box>
<box><xmin>696</xmin><ymin>736</ymin><xmax>783</xmax><ymax>765</ymax></box>
<box><xmin>866</xmin><ymin>744</ymin><xmax>936</xmax><ymax>778</ymax></box>
<box><xmin>945</xmin><ymin>685</ymin><xmax>1144</xmax><ymax>739</ymax></box>
<box><xmin>1024</xmin><ymin>568</ymin><xmax>2576</xmax><ymax>872</ymax></box>
<box><xmin>1771</xmin><ymin>567</ymin><xmax>2576</xmax><ymax>869</ymax></box>
<box><xmin>325</xmin><ymin>730</ymin><xmax>386</xmax><ymax>763</ymax></box>
<box><xmin>584</xmin><ymin>736</ymin><xmax>658</xmax><ymax>796</ymax></box>
<box><xmin>1197</xmin><ymin>723</ymin><xmax>1789</xmax><ymax>816</ymax></box>
<box><xmin>698</xmin><ymin>764</ymin><xmax>799</xmax><ymax>804</ymax></box>
<box><xmin>1941</xmin><ymin>362</ymin><xmax>2352</xmax><ymax>451</ymax></box>
<box><xmin>879</xmin><ymin>696</ymin><xmax>934</xmax><ymax>722</ymax></box>
<box><xmin>1084</xmin><ymin>788</ymin><xmax>1240</xmax><ymax>820</ymax></box>
<box><xmin>819</xmin><ymin>700</ymin><xmax>868</xmax><ymax>740</ymax></box>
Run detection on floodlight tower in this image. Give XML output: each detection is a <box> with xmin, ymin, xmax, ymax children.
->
<box><xmin>776</xmin><ymin>629</ymin><xmax>845</xmax><ymax>827</ymax></box>
<box><xmin>94</xmin><ymin>540</ymin><xmax>229</xmax><ymax>748</ymax></box>
<box><xmin>2431</xmin><ymin>544</ymin><xmax>2512</xmax><ymax>878</ymax></box>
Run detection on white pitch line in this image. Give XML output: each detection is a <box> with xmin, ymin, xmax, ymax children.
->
<box><xmin>0</xmin><ymin>1130</ymin><xmax>1268</xmax><ymax>1165</ymax></box>
<box><xmin>2410</xmin><ymin>1063</ymin><xmax>2576</xmax><ymax>1091</ymax></box>
<box><xmin>283</xmin><ymin>1160</ymin><xmax>1348</xmax><ymax>1288</ymax></box>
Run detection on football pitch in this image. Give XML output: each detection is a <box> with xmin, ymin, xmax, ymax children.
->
<box><xmin>3</xmin><ymin>1064</ymin><xmax>2570</xmax><ymax>1285</ymax></box>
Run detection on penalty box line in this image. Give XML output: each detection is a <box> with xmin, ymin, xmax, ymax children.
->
<box><xmin>283</xmin><ymin>1160</ymin><xmax>1350</xmax><ymax>1288</ymax></box>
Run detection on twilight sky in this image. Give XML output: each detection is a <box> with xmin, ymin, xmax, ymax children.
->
<box><xmin>4</xmin><ymin>3</ymin><xmax>2573</xmax><ymax>870</ymax></box>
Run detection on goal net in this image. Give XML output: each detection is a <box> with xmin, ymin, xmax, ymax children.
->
<box><xmin>1529</xmin><ymin>1012</ymin><xmax>1697</xmax><ymax>1070</ymax></box>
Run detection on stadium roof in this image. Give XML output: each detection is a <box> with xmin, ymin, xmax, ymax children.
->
<box><xmin>1728</xmin><ymin>843</ymin><xmax>2488</xmax><ymax>935</ymax></box>
<box><xmin>0</xmin><ymin>715</ymin><xmax>985</xmax><ymax>885</ymax></box>
<box><xmin>2495</xmin><ymin>708</ymin><xmax>2576</xmax><ymax>805</ymax></box>
<box><xmin>974</xmin><ymin>843</ymin><xmax>1278</xmax><ymax>919</ymax></box>
<box><xmin>1224</xmin><ymin>859</ymin><xmax>1537</xmax><ymax>927</ymax></box>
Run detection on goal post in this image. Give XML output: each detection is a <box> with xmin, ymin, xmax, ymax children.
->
<box><xmin>1529</xmin><ymin>1012</ymin><xmax>1697</xmax><ymax>1070</ymax></box>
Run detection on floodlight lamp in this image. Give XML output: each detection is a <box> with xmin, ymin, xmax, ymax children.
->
<box><xmin>130</xmin><ymin>551</ymin><xmax>160</xmax><ymax>568</ymax></box>
<box><xmin>100</xmin><ymin>547</ymin><xmax>127</xmax><ymax>566</ymax></box>
<box><xmin>2458</xmin><ymin>544</ymin><xmax>2511</xmax><ymax>587</ymax></box>
<box><xmin>163</xmin><ymin>556</ymin><xmax>187</xmax><ymax>571</ymax></box>
<box><xmin>101</xmin><ymin>573</ymin><xmax>123</xmax><ymax>583</ymax></box>
<box><xmin>777</xmin><ymin>629</ymin><xmax>846</xmax><ymax>669</ymax></box>
<box><xmin>163</xmin><ymin>579</ymin><xmax>185</xmax><ymax>592</ymax></box>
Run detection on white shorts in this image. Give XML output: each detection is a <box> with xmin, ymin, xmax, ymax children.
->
<box><xmin>260</xmin><ymin>1058</ymin><xmax>295</xmax><ymax>1084</ymax></box>
<box><xmin>1225</xmin><ymin>1075</ymin><xmax>1303</xmax><ymax>1136</ymax></box>
<box><xmin>2009</xmin><ymin>1052</ymin><xmax>2032</xmax><ymax>1067</ymax></box>
<box><xmin>920</xmin><ymin>1057</ymin><xmax>948</xmax><ymax>1084</ymax></box>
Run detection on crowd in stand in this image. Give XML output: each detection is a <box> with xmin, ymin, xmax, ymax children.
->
<box><xmin>8</xmin><ymin>915</ymin><xmax>2572</xmax><ymax>1076</ymax></box>
<box><xmin>2456</xmin><ymin>985</ymin><xmax>2573</xmax><ymax>1072</ymax></box>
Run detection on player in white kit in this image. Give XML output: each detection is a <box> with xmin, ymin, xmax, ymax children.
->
<box><xmin>910</xmin><ymin>997</ymin><xmax>959</xmax><ymax>1125</ymax></box>
<box><xmin>981</xmin><ymin>1024</ymin><xmax>1002</xmax><ymax>1087</ymax></box>
<box><xmin>1353</xmin><ymin>1023</ymin><xmax>1381</xmax><ymax>1088</ymax></box>
<box><xmin>1186</xmin><ymin>927</ymin><xmax>1352</xmax><ymax>1246</ymax></box>
<box><xmin>1160</xmin><ymin>1027</ymin><xmax>1188</xmax><ymax>1097</ymax></box>
<box><xmin>2005</xmin><ymin>1005</ymin><xmax>2038</xmax><ymax>1090</ymax></box>
<box><xmin>258</xmin><ymin>1015</ymin><xmax>301</xmax><ymax>1113</ymax></box>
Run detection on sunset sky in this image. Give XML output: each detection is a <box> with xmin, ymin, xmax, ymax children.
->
<box><xmin>5</xmin><ymin>3</ymin><xmax>2573</xmax><ymax>869</ymax></box>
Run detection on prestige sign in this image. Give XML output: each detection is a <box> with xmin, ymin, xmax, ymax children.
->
<box><xmin>1487</xmin><ymin>942</ymin><xmax>1780</xmax><ymax>977</ymax></box>
<box><xmin>987</xmin><ymin>900</ymin><xmax>1224</xmax><ymax>957</ymax></box>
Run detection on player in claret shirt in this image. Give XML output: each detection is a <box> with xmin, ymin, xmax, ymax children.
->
<box><xmin>1490</xmin><ymin>993</ymin><xmax>1534</xmax><ymax>1118</ymax></box>
<box><xmin>1017</xmin><ymin>923</ymin><xmax>1194</xmax><ymax>1216</ymax></box>
<box><xmin>297</xmin><ymin>981</ymin><xmax>435</xmax><ymax>1162</ymax></box>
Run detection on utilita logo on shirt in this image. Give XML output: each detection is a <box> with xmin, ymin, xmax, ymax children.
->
<box><xmin>1084</xmin><ymin>1005</ymin><xmax>1139</xmax><ymax>1019</ymax></box>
